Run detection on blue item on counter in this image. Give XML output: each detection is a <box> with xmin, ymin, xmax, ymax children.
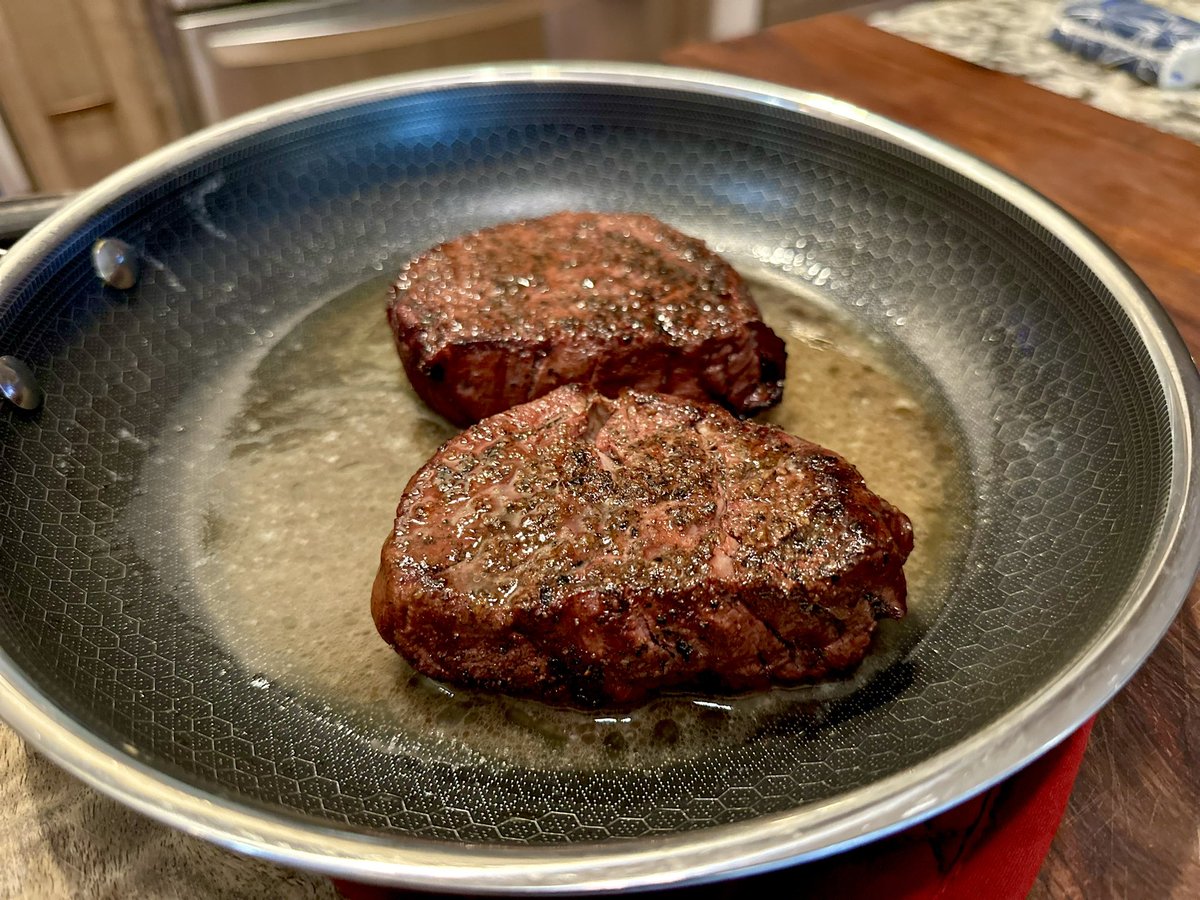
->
<box><xmin>1050</xmin><ymin>1</ymin><xmax>1200</xmax><ymax>88</ymax></box>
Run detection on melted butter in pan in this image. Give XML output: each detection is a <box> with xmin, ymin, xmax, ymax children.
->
<box><xmin>753</xmin><ymin>276</ymin><xmax>963</xmax><ymax>610</ymax></box>
<box><xmin>189</xmin><ymin>271</ymin><xmax>969</xmax><ymax>769</ymax></box>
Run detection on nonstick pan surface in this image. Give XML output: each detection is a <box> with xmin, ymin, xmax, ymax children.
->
<box><xmin>0</xmin><ymin>65</ymin><xmax>1197</xmax><ymax>893</ymax></box>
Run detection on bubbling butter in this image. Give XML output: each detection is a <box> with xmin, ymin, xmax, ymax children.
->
<box><xmin>188</xmin><ymin>271</ymin><xmax>968</xmax><ymax>770</ymax></box>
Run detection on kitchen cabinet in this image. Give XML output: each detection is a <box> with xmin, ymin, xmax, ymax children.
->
<box><xmin>0</xmin><ymin>0</ymin><xmax>182</xmax><ymax>191</ymax></box>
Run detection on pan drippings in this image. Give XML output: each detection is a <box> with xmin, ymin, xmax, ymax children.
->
<box><xmin>183</xmin><ymin>270</ymin><xmax>969</xmax><ymax>770</ymax></box>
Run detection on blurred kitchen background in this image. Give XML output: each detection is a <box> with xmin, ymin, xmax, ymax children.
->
<box><xmin>0</xmin><ymin>0</ymin><xmax>894</xmax><ymax>194</ymax></box>
<box><xmin>2</xmin><ymin>1</ymin><xmax>1196</xmax><ymax>196</ymax></box>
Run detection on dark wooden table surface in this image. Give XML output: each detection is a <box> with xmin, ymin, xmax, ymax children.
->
<box><xmin>666</xmin><ymin>14</ymin><xmax>1200</xmax><ymax>899</ymax></box>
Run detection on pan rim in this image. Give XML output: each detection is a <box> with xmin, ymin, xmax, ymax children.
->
<box><xmin>0</xmin><ymin>62</ymin><xmax>1197</xmax><ymax>893</ymax></box>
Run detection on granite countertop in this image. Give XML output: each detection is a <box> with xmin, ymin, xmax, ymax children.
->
<box><xmin>870</xmin><ymin>0</ymin><xmax>1200</xmax><ymax>143</ymax></box>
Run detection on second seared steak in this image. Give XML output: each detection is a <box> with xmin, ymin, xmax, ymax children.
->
<box><xmin>372</xmin><ymin>386</ymin><xmax>913</xmax><ymax>707</ymax></box>
<box><xmin>387</xmin><ymin>212</ymin><xmax>786</xmax><ymax>427</ymax></box>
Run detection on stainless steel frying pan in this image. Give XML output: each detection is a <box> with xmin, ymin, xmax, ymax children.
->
<box><xmin>0</xmin><ymin>64</ymin><xmax>1197</xmax><ymax>893</ymax></box>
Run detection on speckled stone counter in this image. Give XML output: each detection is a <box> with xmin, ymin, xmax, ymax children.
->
<box><xmin>871</xmin><ymin>0</ymin><xmax>1200</xmax><ymax>143</ymax></box>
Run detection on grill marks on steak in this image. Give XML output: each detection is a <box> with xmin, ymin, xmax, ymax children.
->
<box><xmin>387</xmin><ymin>212</ymin><xmax>786</xmax><ymax>427</ymax></box>
<box><xmin>372</xmin><ymin>386</ymin><xmax>913</xmax><ymax>707</ymax></box>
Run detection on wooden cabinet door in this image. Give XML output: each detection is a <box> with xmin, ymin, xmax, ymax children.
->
<box><xmin>0</xmin><ymin>0</ymin><xmax>182</xmax><ymax>191</ymax></box>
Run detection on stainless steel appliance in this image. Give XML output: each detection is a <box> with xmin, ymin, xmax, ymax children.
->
<box><xmin>152</xmin><ymin>0</ymin><xmax>716</xmax><ymax>128</ymax></box>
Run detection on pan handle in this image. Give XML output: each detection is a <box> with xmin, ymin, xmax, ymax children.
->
<box><xmin>0</xmin><ymin>193</ymin><xmax>74</xmax><ymax>250</ymax></box>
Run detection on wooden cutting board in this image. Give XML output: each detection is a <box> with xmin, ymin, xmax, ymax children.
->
<box><xmin>667</xmin><ymin>15</ymin><xmax>1199</xmax><ymax>900</ymax></box>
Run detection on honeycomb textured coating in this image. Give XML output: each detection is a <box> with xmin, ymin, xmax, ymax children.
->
<box><xmin>0</xmin><ymin>83</ymin><xmax>1172</xmax><ymax>844</ymax></box>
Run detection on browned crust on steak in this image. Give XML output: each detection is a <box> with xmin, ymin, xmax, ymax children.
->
<box><xmin>387</xmin><ymin>212</ymin><xmax>786</xmax><ymax>427</ymax></box>
<box><xmin>373</xmin><ymin>386</ymin><xmax>913</xmax><ymax>708</ymax></box>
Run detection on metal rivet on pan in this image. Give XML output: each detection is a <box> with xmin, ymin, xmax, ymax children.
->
<box><xmin>92</xmin><ymin>238</ymin><xmax>139</xmax><ymax>289</ymax></box>
<box><xmin>0</xmin><ymin>355</ymin><xmax>43</xmax><ymax>411</ymax></box>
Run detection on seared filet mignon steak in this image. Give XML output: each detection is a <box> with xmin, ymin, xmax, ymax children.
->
<box><xmin>372</xmin><ymin>386</ymin><xmax>913</xmax><ymax>707</ymax></box>
<box><xmin>387</xmin><ymin>212</ymin><xmax>786</xmax><ymax>427</ymax></box>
